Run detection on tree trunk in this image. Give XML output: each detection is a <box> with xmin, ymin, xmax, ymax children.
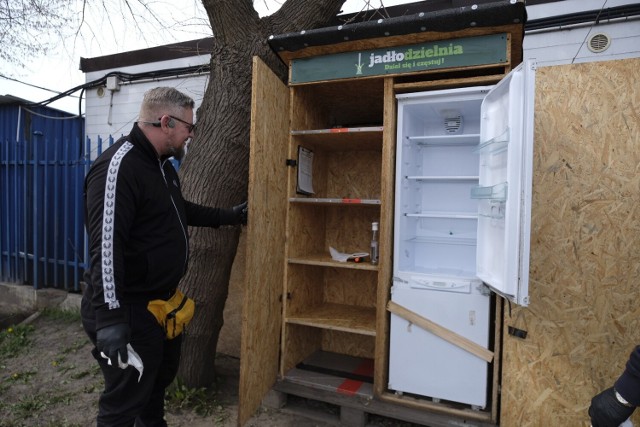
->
<box><xmin>177</xmin><ymin>0</ymin><xmax>347</xmax><ymax>387</ymax></box>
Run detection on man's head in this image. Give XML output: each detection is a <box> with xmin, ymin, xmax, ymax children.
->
<box><xmin>138</xmin><ymin>87</ymin><xmax>196</xmax><ymax>160</ymax></box>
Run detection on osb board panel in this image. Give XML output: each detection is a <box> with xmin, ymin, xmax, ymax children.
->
<box><xmin>286</xmin><ymin>204</ymin><xmax>327</xmax><ymax>256</ymax></box>
<box><xmin>375</xmin><ymin>78</ymin><xmax>397</xmax><ymax>394</ymax></box>
<box><xmin>322</xmin><ymin>329</ymin><xmax>376</xmax><ymax>359</ymax></box>
<box><xmin>285</xmin><ymin>264</ymin><xmax>325</xmax><ymax>315</ymax></box>
<box><xmin>323</xmin><ymin>268</ymin><xmax>378</xmax><ymax>308</ymax></box>
<box><xmin>325</xmin><ymin>205</ymin><xmax>381</xmax><ymax>254</ymax></box>
<box><xmin>291</xmin><ymin>79</ymin><xmax>385</xmax><ymax>127</ymax></box>
<box><xmin>238</xmin><ymin>57</ymin><xmax>289</xmax><ymax>426</ymax></box>
<box><xmin>282</xmin><ymin>324</ymin><xmax>323</xmax><ymax>374</ymax></box>
<box><xmin>500</xmin><ymin>59</ymin><xmax>640</xmax><ymax>426</ymax></box>
<box><xmin>325</xmin><ymin>150</ymin><xmax>382</xmax><ymax>199</ymax></box>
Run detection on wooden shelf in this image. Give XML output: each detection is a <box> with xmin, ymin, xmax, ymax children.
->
<box><xmin>290</xmin><ymin>197</ymin><xmax>381</xmax><ymax>206</ymax></box>
<box><xmin>291</xmin><ymin>127</ymin><xmax>383</xmax><ymax>151</ymax></box>
<box><xmin>288</xmin><ymin>253</ymin><xmax>378</xmax><ymax>271</ymax></box>
<box><xmin>286</xmin><ymin>303</ymin><xmax>377</xmax><ymax>336</ymax></box>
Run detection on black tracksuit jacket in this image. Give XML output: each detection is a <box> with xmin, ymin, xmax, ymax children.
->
<box><xmin>83</xmin><ymin>123</ymin><xmax>236</xmax><ymax>331</ymax></box>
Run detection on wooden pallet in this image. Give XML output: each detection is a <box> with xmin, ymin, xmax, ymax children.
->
<box><xmin>262</xmin><ymin>351</ymin><xmax>495</xmax><ymax>427</ymax></box>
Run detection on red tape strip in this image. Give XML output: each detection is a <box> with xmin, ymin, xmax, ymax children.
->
<box><xmin>336</xmin><ymin>359</ymin><xmax>374</xmax><ymax>396</ymax></box>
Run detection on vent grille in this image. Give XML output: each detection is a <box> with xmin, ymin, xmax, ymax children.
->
<box><xmin>444</xmin><ymin>116</ymin><xmax>463</xmax><ymax>134</ymax></box>
<box><xmin>588</xmin><ymin>33</ymin><xmax>611</xmax><ymax>53</ymax></box>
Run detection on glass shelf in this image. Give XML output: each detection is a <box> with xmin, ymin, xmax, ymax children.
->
<box><xmin>470</xmin><ymin>182</ymin><xmax>508</xmax><ymax>201</ymax></box>
<box><xmin>407</xmin><ymin>134</ymin><xmax>480</xmax><ymax>146</ymax></box>
<box><xmin>405</xmin><ymin>235</ymin><xmax>477</xmax><ymax>246</ymax></box>
<box><xmin>405</xmin><ymin>211</ymin><xmax>478</xmax><ymax>219</ymax></box>
<box><xmin>406</xmin><ymin>175</ymin><xmax>479</xmax><ymax>182</ymax></box>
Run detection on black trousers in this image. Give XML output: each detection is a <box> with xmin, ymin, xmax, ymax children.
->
<box><xmin>82</xmin><ymin>298</ymin><xmax>182</xmax><ymax>427</ymax></box>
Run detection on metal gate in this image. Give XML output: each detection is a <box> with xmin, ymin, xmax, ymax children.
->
<box><xmin>0</xmin><ymin>102</ymin><xmax>94</xmax><ymax>291</ymax></box>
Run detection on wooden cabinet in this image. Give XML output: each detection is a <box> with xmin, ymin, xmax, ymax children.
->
<box><xmin>239</xmin><ymin>58</ymin><xmax>397</xmax><ymax>425</ymax></box>
<box><xmin>239</xmin><ymin>13</ymin><xmax>525</xmax><ymax>424</ymax></box>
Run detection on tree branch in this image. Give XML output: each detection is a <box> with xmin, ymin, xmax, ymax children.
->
<box><xmin>204</xmin><ymin>0</ymin><xmax>260</xmax><ymax>45</ymax></box>
<box><xmin>267</xmin><ymin>0</ymin><xmax>347</xmax><ymax>35</ymax></box>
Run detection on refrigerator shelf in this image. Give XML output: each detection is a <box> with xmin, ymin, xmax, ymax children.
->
<box><xmin>470</xmin><ymin>182</ymin><xmax>508</xmax><ymax>201</ymax></box>
<box><xmin>406</xmin><ymin>134</ymin><xmax>480</xmax><ymax>146</ymax></box>
<box><xmin>406</xmin><ymin>175</ymin><xmax>479</xmax><ymax>182</ymax></box>
<box><xmin>405</xmin><ymin>235</ymin><xmax>477</xmax><ymax>246</ymax></box>
<box><xmin>395</xmin><ymin>267</ymin><xmax>478</xmax><ymax>279</ymax></box>
<box><xmin>475</xmin><ymin>128</ymin><xmax>509</xmax><ymax>154</ymax></box>
<box><xmin>405</xmin><ymin>211</ymin><xmax>477</xmax><ymax>219</ymax></box>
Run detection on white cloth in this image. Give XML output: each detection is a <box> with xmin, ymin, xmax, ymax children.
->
<box><xmin>100</xmin><ymin>343</ymin><xmax>144</xmax><ymax>382</ymax></box>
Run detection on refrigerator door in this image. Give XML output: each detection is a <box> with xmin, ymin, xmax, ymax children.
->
<box><xmin>475</xmin><ymin>60</ymin><xmax>536</xmax><ymax>306</ymax></box>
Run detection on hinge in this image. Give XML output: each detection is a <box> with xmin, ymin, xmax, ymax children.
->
<box><xmin>285</xmin><ymin>159</ymin><xmax>297</xmax><ymax>167</ymax></box>
<box><xmin>279</xmin><ymin>292</ymin><xmax>292</xmax><ymax>302</ymax></box>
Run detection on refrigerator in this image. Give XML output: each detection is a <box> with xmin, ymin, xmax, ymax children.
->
<box><xmin>388</xmin><ymin>61</ymin><xmax>536</xmax><ymax>408</ymax></box>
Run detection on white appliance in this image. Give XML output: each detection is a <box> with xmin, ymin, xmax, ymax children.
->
<box><xmin>388</xmin><ymin>61</ymin><xmax>536</xmax><ymax>407</ymax></box>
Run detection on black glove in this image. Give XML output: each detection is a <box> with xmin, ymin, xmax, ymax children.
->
<box><xmin>96</xmin><ymin>323</ymin><xmax>130</xmax><ymax>366</ymax></box>
<box><xmin>233</xmin><ymin>201</ymin><xmax>248</xmax><ymax>225</ymax></box>
<box><xmin>589</xmin><ymin>387</ymin><xmax>635</xmax><ymax>427</ymax></box>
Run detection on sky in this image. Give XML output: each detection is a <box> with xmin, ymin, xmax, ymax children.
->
<box><xmin>0</xmin><ymin>0</ymin><xmax>414</xmax><ymax>114</ymax></box>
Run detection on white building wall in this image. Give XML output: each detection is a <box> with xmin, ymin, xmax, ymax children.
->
<box><xmin>84</xmin><ymin>55</ymin><xmax>210</xmax><ymax>159</ymax></box>
<box><xmin>524</xmin><ymin>0</ymin><xmax>640</xmax><ymax>66</ymax></box>
<box><xmin>83</xmin><ymin>1</ymin><xmax>640</xmax><ymax>157</ymax></box>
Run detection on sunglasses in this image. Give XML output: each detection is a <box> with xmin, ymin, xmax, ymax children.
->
<box><xmin>148</xmin><ymin>115</ymin><xmax>197</xmax><ymax>133</ymax></box>
<box><xmin>166</xmin><ymin>115</ymin><xmax>197</xmax><ymax>133</ymax></box>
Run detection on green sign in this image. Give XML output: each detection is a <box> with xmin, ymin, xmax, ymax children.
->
<box><xmin>290</xmin><ymin>33</ymin><xmax>508</xmax><ymax>84</ymax></box>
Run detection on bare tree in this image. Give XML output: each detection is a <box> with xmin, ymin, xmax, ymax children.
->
<box><xmin>177</xmin><ymin>0</ymin><xmax>352</xmax><ymax>387</ymax></box>
<box><xmin>2</xmin><ymin>0</ymin><xmax>373</xmax><ymax>388</ymax></box>
<box><xmin>0</xmin><ymin>0</ymin><xmax>72</xmax><ymax>70</ymax></box>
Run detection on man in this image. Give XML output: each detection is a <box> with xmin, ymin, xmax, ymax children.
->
<box><xmin>81</xmin><ymin>87</ymin><xmax>247</xmax><ymax>426</ymax></box>
<box><xmin>589</xmin><ymin>345</ymin><xmax>639</xmax><ymax>427</ymax></box>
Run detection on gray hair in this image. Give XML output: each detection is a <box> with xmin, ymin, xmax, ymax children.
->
<box><xmin>139</xmin><ymin>87</ymin><xmax>195</xmax><ymax>120</ymax></box>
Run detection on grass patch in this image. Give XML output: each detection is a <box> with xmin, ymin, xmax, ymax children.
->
<box><xmin>41</xmin><ymin>307</ymin><xmax>81</xmax><ymax>323</ymax></box>
<box><xmin>165</xmin><ymin>379</ymin><xmax>226</xmax><ymax>419</ymax></box>
<box><xmin>0</xmin><ymin>323</ymin><xmax>34</xmax><ymax>360</ymax></box>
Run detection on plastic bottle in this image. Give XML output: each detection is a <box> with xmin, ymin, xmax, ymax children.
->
<box><xmin>370</xmin><ymin>222</ymin><xmax>379</xmax><ymax>265</ymax></box>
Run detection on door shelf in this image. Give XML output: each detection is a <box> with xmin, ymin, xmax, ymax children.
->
<box><xmin>292</xmin><ymin>127</ymin><xmax>383</xmax><ymax>151</ymax></box>
<box><xmin>470</xmin><ymin>182</ymin><xmax>507</xmax><ymax>201</ymax></box>
<box><xmin>290</xmin><ymin>197</ymin><xmax>381</xmax><ymax>206</ymax></box>
<box><xmin>476</xmin><ymin>128</ymin><xmax>509</xmax><ymax>154</ymax></box>
<box><xmin>406</xmin><ymin>134</ymin><xmax>480</xmax><ymax>146</ymax></box>
<box><xmin>289</xmin><ymin>253</ymin><xmax>378</xmax><ymax>271</ymax></box>
<box><xmin>286</xmin><ymin>303</ymin><xmax>377</xmax><ymax>336</ymax></box>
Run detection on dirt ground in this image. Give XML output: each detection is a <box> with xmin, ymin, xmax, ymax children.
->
<box><xmin>0</xmin><ymin>310</ymin><xmax>419</xmax><ymax>427</ymax></box>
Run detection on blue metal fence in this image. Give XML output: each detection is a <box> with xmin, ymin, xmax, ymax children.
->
<box><xmin>1</xmin><ymin>128</ymin><xmax>181</xmax><ymax>291</ymax></box>
<box><xmin>0</xmin><ymin>133</ymin><xmax>107</xmax><ymax>291</ymax></box>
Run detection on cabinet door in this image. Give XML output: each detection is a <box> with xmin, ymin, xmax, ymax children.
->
<box><xmin>475</xmin><ymin>60</ymin><xmax>536</xmax><ymax>306</ymax></box>
<box><xmin>238</xmin><ymin>57</ymin><xmax>290</xmax><ymax>425</ymax></box>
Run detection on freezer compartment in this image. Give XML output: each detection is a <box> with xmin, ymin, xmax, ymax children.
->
<box><xmin>395</xmin><ymin>216</ymin><xmax>477</xmax><ymax>277</ymax></box>
<box><xmin>398</xmin><ymin>87</ymin><xmax>489</xmax><ymax>140</ymax></box>
<box><xmin>388</xmin><ymin>283</ymin><xmax>491</xmax><ymax>408</ymax></box>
